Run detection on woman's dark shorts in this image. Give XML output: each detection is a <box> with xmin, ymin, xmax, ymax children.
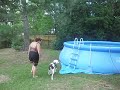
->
<box><xmin>29</xmin><ymin>51</ymin><xmax>39</xmax><ymax>66</ymax></box>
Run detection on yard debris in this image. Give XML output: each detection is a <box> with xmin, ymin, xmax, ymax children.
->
<box><xmin>0</xmin><ymin>74</ymin><xmax>10</xmax><ymax>83</ymax></box>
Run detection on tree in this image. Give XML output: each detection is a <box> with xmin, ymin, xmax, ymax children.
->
<box><xmin>0</xmin><ymin>0</ymin><xmax>53</xmax><ymax>50</ymax></box>
<box><xmin>19</xmin><ymin>0</ymin><xmax>30</xmax><ymax>50</ymax></box>
<box><xmin>52</xmin><ymin>0</ymin><xmax>120</xmax><ymax>49</ymax></box>
<box><xmin>0</xmin><ymin>25</ymin><xmax>13</xmax><ymax>48</ymax></box>
<box><xmin>0</xmin><ymin>0</ymin><xmax>120</xmax><ymax>50</ymax></box>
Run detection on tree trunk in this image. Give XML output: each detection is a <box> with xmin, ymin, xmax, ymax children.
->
<box><xmin>22</xmin><ymin>6</ymin><xmax>30</xmax><ymax>51</ymax></box>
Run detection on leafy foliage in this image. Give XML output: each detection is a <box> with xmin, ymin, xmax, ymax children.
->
<box><xmin>29</xmin><ymin>10</ymin><xmax>53</xmax><ymax>35</ymax></box>
<box><xmin>0</xmin><ymin>0</ymin><xmax>54</xmax><ymax>49</ymax></box>
<box><xmin>0</xmin><ymin>25</ymin><xmax>13</xmax><ymax>48</ymax></box>
<box><xmin>53</xmin><ymin>0</ymin><xmax>120</xmax><ymax>49</ymax></box>
<box><xmin>0</xmin><ymin>0</ymin><xmax>120</xmax><ymax>50</ymax></box>
<box><xmin>11</xmin><ymin>35</ymin><xmax>24</xmax><ymax>50</ymax></box>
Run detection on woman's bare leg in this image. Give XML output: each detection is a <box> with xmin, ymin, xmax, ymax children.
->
<box><xmin>32</xmin><ymin>65</ymin><xmax>36</xmax><ymax>77</ymax></box>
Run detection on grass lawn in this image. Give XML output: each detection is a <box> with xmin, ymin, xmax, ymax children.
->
<box><xmin>0</xmin><ymin>48</ymin><xmax>120</xmax><ymax>90</ymax></box>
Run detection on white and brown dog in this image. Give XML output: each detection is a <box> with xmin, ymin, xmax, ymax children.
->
<box><xmin>48</xmin><ymin>60</ymin><xmax>59</xmax><ymax>80</ymax></box>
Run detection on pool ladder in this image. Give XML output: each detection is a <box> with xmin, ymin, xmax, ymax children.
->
<box><xmin>69</xmin><ymin>38</ymin><xmax>84</xmax><ymax>69</ymax></box>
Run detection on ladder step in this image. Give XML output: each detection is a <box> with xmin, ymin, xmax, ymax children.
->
<box><xmin>71</xmin><ymin>54</ymin><xmax>79</xmax><ymax>57</ymax></box>
<box><xmin>69</xmin><ymin>64</ymin><xmax>76</xmax><ymax>69</ymax></box>
<box><xmin>71</xmin><ymin>53</ymin><xmax>79</xmax><ymax>55</ymax></box>
<box><xmin>70</xmin><ymin>65</ymin><xmax>75</xmax><ymax>68</ymax></box>
<box><xmin>69</xmin><ymin>63</ymin><xmax>76</xmax><ymax>66</ymax></box>
<box><xmin>70</xmin><ymin>58</ymin><xmax>78</xmax><ymax>61</ymax></box>
<box><xmin>71</xmin><ymin>55</ymin><xmax>79</xmax><ymax>58</ymax></box>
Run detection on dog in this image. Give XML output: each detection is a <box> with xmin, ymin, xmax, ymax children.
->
<box><xmin>48</xmin><ymin>60</ymin><xmax>59</xmax><ymax>80</ymax></box>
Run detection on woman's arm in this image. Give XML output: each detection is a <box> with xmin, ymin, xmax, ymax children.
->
<box><xmin>37</xmin><ymin>43</ymin><xmax>41</xmax><ymax>55</ymax></box>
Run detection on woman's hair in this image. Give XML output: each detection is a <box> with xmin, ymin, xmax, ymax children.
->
<box><xmin>35</xmin><ymin>37</ymin><xmax>42</xmax><ymax>42</ymax></box>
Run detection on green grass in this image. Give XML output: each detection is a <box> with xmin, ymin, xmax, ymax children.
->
<box><xmin>0</xmin><ymin>48</ymin><xmax>120</xmax><ymax>90</ymax></box>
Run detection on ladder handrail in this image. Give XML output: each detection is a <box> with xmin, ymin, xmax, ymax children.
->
<box><xmin>78</xmin><ymin>38</ymin><xmax>84</xmax><ymax>49</ymax></box>
<box><xmin>73</xmin><ymin>38</ymin><xmax>79</xmax><ymax>48</ymax></box>
<box><xmin>73</xmin><ymin>38</ymin><xmax>84</xmax><ymax>49</ymax></box>
<box><xmin>79</xmin><ymin>38</ymin><xmax>84</xmax><ymax>45</ymax></box>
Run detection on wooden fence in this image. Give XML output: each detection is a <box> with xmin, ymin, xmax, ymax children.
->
<box><xmin>30</xmin><ymin>35</ymin><xmax>56</xmax><ymax>48</ymax></box>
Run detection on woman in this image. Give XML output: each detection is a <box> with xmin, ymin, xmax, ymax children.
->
<box><xmin>28</xmin><ymin>37</ymin><xmax>42</xmax><ymax>78</ymax></box>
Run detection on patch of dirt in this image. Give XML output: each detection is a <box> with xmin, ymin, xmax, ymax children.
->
<box><xmin>83</xmin><ymin>80</ymin><xmax>114</xmax><ymax>90</ymax></box>
<box><xmin>0</xmin><ymin>75</ymin><xmax>10</xmax><ymax>83</ymax></box>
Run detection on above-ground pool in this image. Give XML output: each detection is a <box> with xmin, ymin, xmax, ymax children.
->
<box><xmin>59</xmin><ymin>38</ymin><xmax>120</xmax><ymax>74</ymax></box>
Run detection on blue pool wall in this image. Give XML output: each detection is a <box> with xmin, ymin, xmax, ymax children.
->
<box><xmin>59</xmin><ymin>41</ymin><xmax>120</xmax><ymax>74</ymax></box>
